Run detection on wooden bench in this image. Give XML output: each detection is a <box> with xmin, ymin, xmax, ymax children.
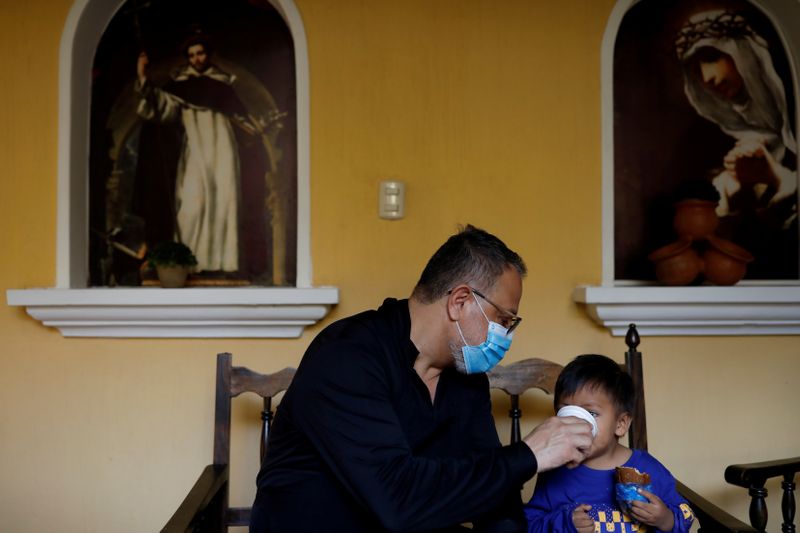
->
<box><xmin>162</xmin><ymin>324</ymin><xmax>793</xmax><ymax>532</ymax></box>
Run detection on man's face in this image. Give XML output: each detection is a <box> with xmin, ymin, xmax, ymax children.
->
<box><xmin>187</xmin><ymin>43</ymin><xmax>210</xmax><ymax>72</ymax></box>
<box><xmin>449</xmin><ymin>266</ymin><xmax>523</xmax><ymax>370</ymax></box>
<box><xmin>473</xmin><ymin>268</ymin><xmax>522</xmax><ymax>333</ymax></box>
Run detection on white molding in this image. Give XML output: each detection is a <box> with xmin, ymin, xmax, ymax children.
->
<box><xmin>6</xmin><ymin>287</ymin><xmax>338</xmax><ymax>338</ymax></box>
<box><xmin>573</xmin><ymin>285</ymin><xmax>800</xmax><ymax>336</ymax></box>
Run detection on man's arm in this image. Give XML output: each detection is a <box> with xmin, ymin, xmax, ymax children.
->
<box><xmin>466</xmin><ymin>379</ymin><xmax>592</xmax><ymax>531</ymax></box>
<box><xmin>467</xmin><ymin>376</ymin><xmax>530</xmax><ymax>532</ymax></box>
<box><xmin>134</xmin><ymin>52</ymin><xmax>183</xmax><ymax>123</ymax></box>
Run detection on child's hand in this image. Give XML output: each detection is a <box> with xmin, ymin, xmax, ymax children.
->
<box><xmin>572</xmin><ymin>504</ymin><xmax>594</xmax><ymax>533</ymax></box>
<box><xmin>629</xmin><ymin>488</ymin><xmax>674</xmax><ymax>531</ymax></box>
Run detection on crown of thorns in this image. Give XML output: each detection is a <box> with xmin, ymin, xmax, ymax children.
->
<box><xmin>675</xmin><ymin>11</ymin><xmax>760</xmax><ymax>60</ymax></box>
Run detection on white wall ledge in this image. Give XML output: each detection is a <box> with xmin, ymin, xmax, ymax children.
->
<box><xmin>6</xmin><ymin>287</ymin><xmax>339</xmax><ymax>338</ymax></box>
<box><xmin>573</xmin><ymin>285</ymin><xmax>800</xmax><ymax>336</ymax></box>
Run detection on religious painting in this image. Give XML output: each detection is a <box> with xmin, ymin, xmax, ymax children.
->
<box><xmin>88</xmin><ymin>0</ymin><xmax>297</xmax><ymax>287</ymax></box>
<box><xmin>614</xmin><ymin>0</ymin><xmax>798</xmax><ymax>282</ymax></box>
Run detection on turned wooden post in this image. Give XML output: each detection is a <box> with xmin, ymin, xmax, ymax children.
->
<box><xmin>749</xmin><ymin>484</ymin><xmax>768</xmax><ymax>531</ymax></box>
<box><xmin>782</xmin><ymin>474</ymin><xmax>796</xmax><ymax>533</ymax></box>
<box><xmin>509</xmin><ymin>394</ymin><xmax>522</xmax><ymax>444</ymax></box>
<box><xmin>625</xmin><ymin>324</ymin><xmax>648</xmax><ymax>451</ymax></box>
<box><xmin>214</xmin><ymin>353</ymin><xmax>233</xmax><ymax>467</ymax></box>
<box><xmin>260</xmin><ymin>397</ymin><xmax>274</xmax><ymax>463</ymax></box>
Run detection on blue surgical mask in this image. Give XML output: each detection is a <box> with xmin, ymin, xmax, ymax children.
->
<box><xmin>455</xmin><ymin>293</ymin><xmax>514</xmax><ymax>374</ymax></box>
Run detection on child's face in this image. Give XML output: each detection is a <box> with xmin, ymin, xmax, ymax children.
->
<box><xmin>557</xmin><ymin>385</ymin><xmax>631</xmax><ymax>462</ymax></box>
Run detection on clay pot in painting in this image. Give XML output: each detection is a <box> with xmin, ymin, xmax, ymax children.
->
<box><xmin>155</xmin><ymin>265</ymin><xmax>190</xmax><ymax>288</ymax></box>
<box><xmin>673</xmin><ymin>199</ymin><xmax>719</xmax><ymax>240</ymax></box>
<box><xmin>648</xmin><ymin>238</ymin><xmax>703</xmax><ymax>286</ymax></box>
<box><xmin>704</xmin><ymin>236</ymin><xmax>754</xmax><ymax>286</ymax></box>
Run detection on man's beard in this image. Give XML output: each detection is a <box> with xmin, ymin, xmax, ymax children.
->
<box><xmin>449</xmin><ymin>341</ymin><xmax>467</xmax><ymax>374</ymax></box>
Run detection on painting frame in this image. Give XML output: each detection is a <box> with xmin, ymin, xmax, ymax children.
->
<box><xmin>605</xmin><ymin>0</ymin><xmax>800</xmax><ymax>285</ymax></box>
<box><xmin>88</xmin><ymin>0</ymin><xmax>299</xmax><ymax>287</ymax></box>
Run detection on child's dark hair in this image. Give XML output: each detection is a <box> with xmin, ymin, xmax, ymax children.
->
<box><xmin>554</xmin><ymin>354</ymin><xmax>634</xmax><ymax>414</ymax></box>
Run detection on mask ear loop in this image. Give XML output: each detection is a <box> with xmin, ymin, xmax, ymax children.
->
<box><xmin>455</xmin><ymin>321</ymin><xmax>470</xmax><ymax>346</ymax></box>
<box><xmin>471</xmin><ymin>291</ymin><xmax>514</xmax><ymax>336</ymax></box>
<box><xmin>455</xmin><ymin>291</ymin><xmax>493</xmax><ymax>348</ymax></box>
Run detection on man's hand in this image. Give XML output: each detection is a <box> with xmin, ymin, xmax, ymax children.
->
<box><xmin>628</xmin><ymin>488</ymin><xmax>674</xmax><ymax>531</ymax></box>
<box><xmin>572</xmin><ymin>504</ymin><xmax>594</xmax><ymax>533</ymax></box>
<box><xmin>137</xmin><ymin>52</ymin><xmax>149</xmax><ymax>84</ymax></box>
<box><xmin>522</xmin><ymin>416</ymin><xmax>593</xmax><ymax>472</ymax></box>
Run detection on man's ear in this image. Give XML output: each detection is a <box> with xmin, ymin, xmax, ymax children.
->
<box><xmin>615</xmin><ymin>411</ymin><xmax>632</xmax><ymax>438</ymax></box>
<box><xmin>446</xmin><ymin>285</ymin><xmax>472</xmax><ymax>321</ymax></box>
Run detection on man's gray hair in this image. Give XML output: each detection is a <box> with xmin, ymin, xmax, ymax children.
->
<box><xmin>412</xmin><ymin>224</ymin><xmax>526</xmax><ymax>304</ymax></box>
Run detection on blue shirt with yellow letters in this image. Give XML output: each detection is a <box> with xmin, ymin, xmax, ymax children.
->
<box><xmin>524</xmin><ymin>449</ymin><xmax>694</xmax><ymax>532</ymax></box>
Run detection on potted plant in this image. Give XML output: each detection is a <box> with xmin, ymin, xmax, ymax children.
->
<box><xmin>146</xmin><ymin>241</ymin><xmax>198</xmax><ymax>288</ymax></box>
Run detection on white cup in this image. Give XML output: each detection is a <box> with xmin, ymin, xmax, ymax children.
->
<box><xmin>557</xmin><ymin>405</ymin><xmax>598</xmax><ymax>437</ymax></box>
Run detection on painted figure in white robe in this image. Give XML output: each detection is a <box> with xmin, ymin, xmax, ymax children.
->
<box><xmin>136</xmin><ymin>36</ymin><xmax>255</xmax><ymax>272</ymax></box>
<box><xmin>676</xmin><ymin>10</ymin><xmax>798</xmax><ymax>277</ymax></box>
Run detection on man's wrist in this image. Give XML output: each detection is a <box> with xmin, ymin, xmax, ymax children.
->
<box><xmin>506</xmin><ymin>440</ymin><xmax>538</xmax><ymax>481</ymax></box>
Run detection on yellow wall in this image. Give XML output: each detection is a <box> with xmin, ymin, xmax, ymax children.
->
<box><xmin>0</xmin><ymin>0</ymin><xmax>797</xmax><ymax>531</ymax></box>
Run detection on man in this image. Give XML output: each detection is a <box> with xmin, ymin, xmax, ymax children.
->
<box><xmin>136</xmin><ymin>35</ymin><xmax>256</xmax><ymax>273</ymax></box>
<box><xmin>250</xmin><ymin>225</ymin><xmax>593</xmax><ymax>532</ymax></box>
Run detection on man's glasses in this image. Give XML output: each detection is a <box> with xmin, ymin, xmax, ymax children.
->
<box><xmin>470</xmin><ymin>288</ymin><xmax>522</xmax><ymax>333</ymax></box>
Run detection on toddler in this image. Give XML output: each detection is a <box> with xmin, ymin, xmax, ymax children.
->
<box><xmin>524</xmin><ymin>354</ymin><xmax>694</xmax><ymax>532</ymax></box>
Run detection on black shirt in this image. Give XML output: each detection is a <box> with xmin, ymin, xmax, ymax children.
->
<box><xmin>252</xmin><ymin>298</ymin><xmax>538</xmax><ymax>532</ymax></box>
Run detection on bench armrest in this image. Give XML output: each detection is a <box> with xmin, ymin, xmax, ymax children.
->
<box><xmin>161</xmin><ymin>464</ymin><xmax>228</xmax><ymax>533</ymax></box>
<box><xmin>725</xmin><ymin>457</ymin><xmax>800</xmax><ymax>488</ymax></box>
<box><xmin>676</xmin><ymin>480</ymin><xmax>757</xmax><ymax>533</ymax></box>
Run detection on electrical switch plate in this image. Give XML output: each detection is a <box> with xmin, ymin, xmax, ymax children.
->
<box><xmin>379</xmin><ymin>180</ymin><xmax>405</xmax><ymax>220</ymax></box>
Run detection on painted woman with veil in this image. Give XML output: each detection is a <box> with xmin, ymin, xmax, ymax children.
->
<box><xmin>675</xmin><ymin>9</ymin><xmax>798</xmax><ymax>277</ymax></box>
